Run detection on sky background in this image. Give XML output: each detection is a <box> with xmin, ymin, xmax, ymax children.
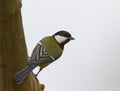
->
<box><xmin>22</xmin><ymin>0</ymin><xmax>120</xmax><ymax>91</ymax></box>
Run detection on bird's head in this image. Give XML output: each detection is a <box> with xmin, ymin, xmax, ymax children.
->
<box><xmin>53</xmin><ymin>30</ymin><xmax>74</xmax><ymax>49</ymax></box>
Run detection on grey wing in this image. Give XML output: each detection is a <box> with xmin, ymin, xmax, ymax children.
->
<box><xmin>30</xmin><ymin>43</ymin><xmax>42</xmax><ymax>61</ymax></box>
<box><xmin>29</xmin><ymin>42</ymin><xmax>55</xmax><ymax>65</ymax></box>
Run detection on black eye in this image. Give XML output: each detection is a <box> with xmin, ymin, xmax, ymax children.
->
<box><xmin>65</xmin><ymin>33</ymin><xmax>71</xmax><ymax>37</ymax></box>
<box><xmin>60</xmin><ymin>31</ymin><xmax>71</xmax><ymax>37</ymax></box>
<box><xmin>53</xmin><ymin>30</ymin><xmax>72</xmax><ymax>38</ymax></box>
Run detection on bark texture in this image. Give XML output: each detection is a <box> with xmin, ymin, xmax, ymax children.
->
<box><xmin>0</xmin><ymin>0</ymin><xmax>45</xmax><ymax>91</ymax></box>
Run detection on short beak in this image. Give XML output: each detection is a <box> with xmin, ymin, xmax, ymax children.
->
<box><xmin>69</xmin><ymin>37</ymin><xmax>75</xmax><ymax>40</ymax></box>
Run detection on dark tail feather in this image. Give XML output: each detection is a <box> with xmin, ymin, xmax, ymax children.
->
<box><xmin>14</xmin><ymin>64</ymin><xmax>36</xmax><ymax>84</ymax></box>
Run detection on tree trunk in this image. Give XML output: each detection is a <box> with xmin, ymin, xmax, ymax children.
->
<box><xmin>0</xmin><ymin>0</ymin><xmax>44</xmax><ymax>91</ymax></box>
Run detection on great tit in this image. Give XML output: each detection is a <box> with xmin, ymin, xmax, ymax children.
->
<box><xmin>14</xmin><ymin>30</ymin><xmax>74</xmax><ymax>84</ymax></box>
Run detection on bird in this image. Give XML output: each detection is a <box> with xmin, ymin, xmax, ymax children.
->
<box><xmin>14</xmin><ymin>30</ymin><xmax>74</xmax><ymax>84</ymax></box>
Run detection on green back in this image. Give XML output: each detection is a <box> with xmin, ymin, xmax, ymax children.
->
<box><xmin>40</xmin><ymin>36</ymin><xmax>63</xmax><ymax>60</ymax></box>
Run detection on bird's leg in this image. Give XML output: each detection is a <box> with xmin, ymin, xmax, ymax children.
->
<box><xmin>35</xmin><ymin>68</ymin><xmax>42</xmax><ymax>77</ymax></box>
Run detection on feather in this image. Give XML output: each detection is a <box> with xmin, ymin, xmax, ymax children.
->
<box><xmin>14</xmin><ymin>64</ymin><xmax>36</xmax><ymax>84</ymax></box>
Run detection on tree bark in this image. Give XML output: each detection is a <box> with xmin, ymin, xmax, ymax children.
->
<box><xmin>0</xmin><ymin>0</ymin><xmax>44</xmax><ymax>91</ymax></box>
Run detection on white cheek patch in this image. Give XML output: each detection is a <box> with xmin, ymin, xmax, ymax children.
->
<box><xmin>54</xmin><ymin>35</ymin><xmax>68</xmax><ymax>44</ymax></box>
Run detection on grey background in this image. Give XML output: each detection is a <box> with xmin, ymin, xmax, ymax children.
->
<box><xmin>22</xmin><ymin>0</ymin><xmax>120</xmax><ymax>91</ymax></box>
